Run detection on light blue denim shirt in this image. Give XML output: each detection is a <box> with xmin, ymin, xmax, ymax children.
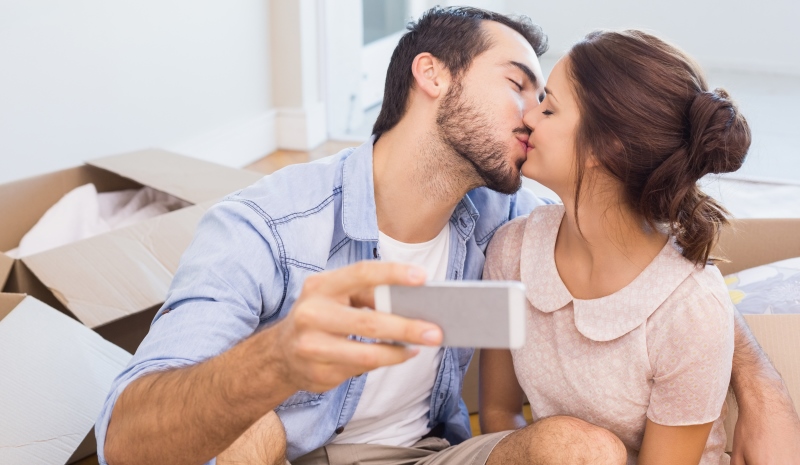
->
<box><xmin>95</xmin><ymin>138</ymin><xmax>547</xmax><ymax>464</ymax></box>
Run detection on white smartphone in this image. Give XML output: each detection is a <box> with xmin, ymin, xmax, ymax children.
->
<box><xmin>374</xmin><ymin>281</ymin><xmax>526</xmax><ymax>349</ymax></box>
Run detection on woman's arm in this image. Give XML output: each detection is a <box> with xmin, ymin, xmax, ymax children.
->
<box><xmin>479</xmin><ymin>348</ymin><xmax>528</xmax><ymax>433</ymax></box>
<box><xmin>638</xmin><ymin>419</ymin><xmax>713</xmax><ymax>465</ymax></box>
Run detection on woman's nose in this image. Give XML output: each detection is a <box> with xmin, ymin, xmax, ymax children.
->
<box><xmin>522</xmin><ymin>105</ymin><xmax>540</xmax><ymax>129</ymax></box>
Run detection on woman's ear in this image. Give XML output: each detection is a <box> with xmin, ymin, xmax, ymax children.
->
<box><xmin>411</xmin><ymin>52</ymin><xmax>449</xmax><ymax>99</ymax></box>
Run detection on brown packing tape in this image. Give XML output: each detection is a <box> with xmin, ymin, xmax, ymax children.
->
<box><xmin>87</xmin><ymin>149</ymin><xmax>263</xmax><ymax>205</ymax></box>
<box><xmin>21</xmin><ymin>202</ymin><xmax>212</xmax><ymax>328</ymax></box>
<box><xmin>0</xmin><ymin>293</ymin><xmax>25</xmax><ymax>322</ymax></box>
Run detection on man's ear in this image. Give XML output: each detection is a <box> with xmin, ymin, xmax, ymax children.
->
<box><xmin>411</xmin><ymin>52</ymin><xmax>449</xmax><ymax>99</ymax></box>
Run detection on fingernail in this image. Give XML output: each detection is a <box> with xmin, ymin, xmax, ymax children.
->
<box><xmin>422</xmin><ymin>329</ymin><xmax>442</xmax><ymax>344</ymax></box>
<box><xmin>407</xmin><ymin>267</ymin><xmax>426</xmax><ymax>282</ymax></box>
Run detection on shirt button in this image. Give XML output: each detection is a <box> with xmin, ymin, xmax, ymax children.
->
<box><xmin>335</xmin><ymin>426</ymin><xmax>345</xmax><ymax>434</ymax></box>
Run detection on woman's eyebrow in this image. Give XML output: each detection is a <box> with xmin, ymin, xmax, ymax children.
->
<box><xmin>544</xmin><ymin>87</ymin><xmax>558</xmax><ymax>102</ymax></box>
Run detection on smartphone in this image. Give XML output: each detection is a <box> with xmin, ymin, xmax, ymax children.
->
<box><xmin>374</xmin><ymin>281</ymin><xmax>526</xmax><ymax>349</ymax></box>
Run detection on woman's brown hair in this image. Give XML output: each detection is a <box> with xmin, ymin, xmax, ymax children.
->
<box><xmin>566</xmin><ymin>30</ymin><xmax>751</xmax><ymax>265</ymax></box>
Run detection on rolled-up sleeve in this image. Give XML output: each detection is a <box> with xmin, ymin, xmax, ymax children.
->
<box><xmin>96</xmin><ymin>198</ymin><xmax>285</xmax><ymax>464</ymax></box>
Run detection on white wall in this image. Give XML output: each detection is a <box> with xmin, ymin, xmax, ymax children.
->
<box><xmin>0</xmin><ymin>0</ymin><xmax>274</xmax><ymax>184</ymax></box>
<box><xmin>506</xmin><ymin>0</ymin><xmax>800</xmax><ymax>75</ymax></box>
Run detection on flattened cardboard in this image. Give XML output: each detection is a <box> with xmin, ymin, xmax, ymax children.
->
<box><xmin>21</xmin><ymin>202</ymin><xmax>212</xmax><ymax>329</ymax></box>
<box><xmin>0</xmin><ymin>294</ymin><xmax>131</xmax><ymax>465</ymax></box>
<box><xmin>88</xmin><ymin>149</ymin><xmax>263</xmax><ymax>205</ymax></box>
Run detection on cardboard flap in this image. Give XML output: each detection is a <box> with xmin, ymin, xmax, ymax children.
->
<box><xmin>0</xmin><ymin>292</ymin><xmax>25</xmax><ymax>322</ymax></box>
<box><xmin>87</xmin><ymin>149</ymin><xmax>263</xmax><ymax>205</ymax></box>
<box><xmin>0</xmin><ymin>253</ymin><xmax>13</xmax><ymax>288</ymax></box>
<box><xmin>717</xmin><ymin>218</ymin><xmax>800</xmax><ymax>275</ymax></box>
<box><xmin>0</xmin><ymin>296</ymin><xmax>131</xmax><ymax>465</ymax></box>
<box><xmin>21</xmin><ymin>202</ymin><xmax>214</xmax><ymax>328</ymax></box>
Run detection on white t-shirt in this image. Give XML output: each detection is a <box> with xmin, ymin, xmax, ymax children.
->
<box><xmin>331</xmin><ymin>223</ymin><xmax>451</xmax><ymax>446</ymax></box>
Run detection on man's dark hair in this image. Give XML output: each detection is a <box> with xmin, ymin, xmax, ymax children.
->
<box><xmin>372</xmin><ymin>6</ymin><xmax>548</xmax><ymax>138</ymax></box>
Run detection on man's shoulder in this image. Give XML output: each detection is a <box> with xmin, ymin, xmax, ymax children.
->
<box><xmin>466</xmin><ymin>186</ymin><xmax>544</xmax><ymax>245</ymax></box>
<box><xmin>224</xmin><ymin>147</ymin><xmax>356</xmax><ymax>222</ymax></box>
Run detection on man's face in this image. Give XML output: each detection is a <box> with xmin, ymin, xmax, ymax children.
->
<box><xmin>436</xmin><ymin>21</ymin><xmax>545</xmax><ymax>194</ymax></box>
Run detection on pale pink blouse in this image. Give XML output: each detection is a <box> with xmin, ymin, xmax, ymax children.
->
<box><xmin>484</xmin><ymin>205</ymin><xmax>734</xmax><ymax>464</ymax></box>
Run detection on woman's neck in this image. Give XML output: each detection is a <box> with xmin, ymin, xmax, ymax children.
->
<box><xmin>555</xmin><ymin>184</ymin><xmax>668</xmax><ymax>300</ymax></box>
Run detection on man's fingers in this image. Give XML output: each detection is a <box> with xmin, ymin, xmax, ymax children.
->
<box><xmin>294</xmin><ymin>298</ymin><xmax>443</xmax><ymax>346</ymax></box>
<box><xmin>304</xmin><ymin>261</ymin><xmax>426</xmax><ymax>300</ymax></box>
<box><xmin>295</xmin><ymin>331</ymin><xmax>421</xmax><ymax>372</ymax></box>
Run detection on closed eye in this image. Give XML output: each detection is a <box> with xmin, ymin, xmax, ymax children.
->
<box><xmin>543</xmin><ymin>109</ymin><xmax>554</xmax><ymax>116</ymax></box>
<box><xmin>507</xmin><ymin>78</ymin><xmax>523</xmax><ymax>91</ymax></box>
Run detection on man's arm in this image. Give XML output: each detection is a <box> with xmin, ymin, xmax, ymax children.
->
<box><xmin>103</xmin><ymin>261</ymin><xmax>443</xmax><ymax>465</ymax></box>
<box><xmin>730</xmin><ymin>310</ymin><xmax>800</xmax><ymax>465</ymax></box>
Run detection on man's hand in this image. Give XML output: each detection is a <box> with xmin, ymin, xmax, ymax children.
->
<box><xmin>731</xmin><ymin>381</ymin><xmax>800</xmax><ymax>465</ymax></box>
<box><xmin>104</xmin><ymin>261</ymin><xmax>443</xmax><ymax>465</ymax></box>
<box><xmin>267</xmin><ymin>261</ymin><xmax>443</xmax><ymax>394</ymax></box>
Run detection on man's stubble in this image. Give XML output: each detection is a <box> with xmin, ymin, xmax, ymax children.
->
<box><xmin>435</xmin><ymin>80</ymin><xmax>524</xmax><ymax>195</ymax></box>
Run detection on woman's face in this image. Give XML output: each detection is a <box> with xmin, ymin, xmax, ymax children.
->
<box><xmin>520</xmin><ymin>57</ymin><xmax>583</xmax><ymax>199</ymax></box>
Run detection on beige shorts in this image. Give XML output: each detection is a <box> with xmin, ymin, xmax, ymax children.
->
<box><xmin>291</xmin><ymin>432</ymin><xmax>513</xmax><ymax>465</ymax></box>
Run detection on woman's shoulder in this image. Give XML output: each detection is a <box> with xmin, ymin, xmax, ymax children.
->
<box><xmin>647</xmin><ymin>262</ymin><xmax>735</xmax><ymax>346</ymax></box>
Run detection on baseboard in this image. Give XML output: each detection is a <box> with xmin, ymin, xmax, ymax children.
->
<box><xmin>275</xmin><ymin>102</ymin><xmax>328</xmax><ymax>151</ymax></box>
<box><xmin>161</xmin><ymin>110</ymin><xmax>278</xmax><ymax>168</ymax></box>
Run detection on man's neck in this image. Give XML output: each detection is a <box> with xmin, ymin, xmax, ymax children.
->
<box><xmin>372</xmin><ymin>122</ymin><xmax>481</xmax><ymax>243</ymax></box>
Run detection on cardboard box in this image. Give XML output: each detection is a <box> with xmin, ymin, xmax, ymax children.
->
<box><xmin>0</xmin><ymin>150</ymin><xmax>262</xmax><ymax>352</ymax></box>
<box><xmin>462</xmin><ymin>217</ymin><xmax>800</xmax><ymax>451</ymax></box>
<box><xmin>0</xmin><ymin>293</ymin><xmax>132</xmax><ymax>464</ymax></box>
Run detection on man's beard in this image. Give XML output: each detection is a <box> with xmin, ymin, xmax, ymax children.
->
<box><xmin>435</xmin><ymin>81</ymin><xmax>523</xmax><ymax>195</ymax></box>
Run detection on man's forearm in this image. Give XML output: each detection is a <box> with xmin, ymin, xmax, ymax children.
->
<box><xmin>731</xmin><ymin>311</ymin><xmax>797</xmax><ymax>415</ymax></box>
<box><xmin>104</xmin><ymin>328</ymin><xmax>294</xmax><ymax>465</ymax></box>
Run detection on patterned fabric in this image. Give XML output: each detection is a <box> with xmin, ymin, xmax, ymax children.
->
<box><xmin>484</xmin><ymin>204</ymin><xmax>735</xmax><ymax>465</ymax></box>
<box><xmin>725</xmin><ymin>257</ymin><xmax>800</xmax><ymax>314</ymax></box>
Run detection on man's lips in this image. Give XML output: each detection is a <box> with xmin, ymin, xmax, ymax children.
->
<box><xmin>515</xmin><ymin>135</ymin><xmax>529</xmax><ymax>152</ymax></box>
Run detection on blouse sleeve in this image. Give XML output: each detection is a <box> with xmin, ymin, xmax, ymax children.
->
<box><xmin>482</xmin><ymin>216</ymin><xmax>528</xmax><ymax>282</ymax></box>
<box><xmin>645</xmin><ymin>271</ymin><xmax>735</xmax><ymax>426</ymax></box>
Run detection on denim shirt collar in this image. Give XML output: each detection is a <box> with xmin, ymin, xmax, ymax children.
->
<box><xmin>341</xmin><ymin>136</ymin><xmax>480</xmax><ymax>242</ymax></box>
<box><xmin>342</xmin><ymin>136</ymin><xmax>380</xmax><ymax>241</ymax></box>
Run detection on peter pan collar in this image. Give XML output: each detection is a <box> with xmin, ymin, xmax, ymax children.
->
<box><xmin>520</xmin><ymin>204</ymin><xmax>697</xmax><ymax>342</ymax></box>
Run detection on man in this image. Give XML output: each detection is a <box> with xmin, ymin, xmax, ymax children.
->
<box><xmin>99</xmin><ymin>7</ymin><xmax>800</xmax><ymax>465</ymax></box>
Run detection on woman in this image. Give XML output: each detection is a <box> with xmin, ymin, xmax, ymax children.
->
<box><xmin>480</xmin><ymin>30</ymin><xmax>750</xmax><ymax>464</ymax></box>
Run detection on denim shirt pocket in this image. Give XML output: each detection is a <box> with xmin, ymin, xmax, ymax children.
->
<box><xmin>276</xmin><ymin>390</ymin><xmax>326</xmax><ymax>410</ymax></box>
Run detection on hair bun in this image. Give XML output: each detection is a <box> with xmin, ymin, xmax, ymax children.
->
<box><xmin>687</xmin><ymin>88</ymin><xmax>751</xmax><ymax>176</ymax></box>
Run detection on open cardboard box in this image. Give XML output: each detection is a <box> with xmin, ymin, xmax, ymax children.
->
<box><xmin>462</xmin><ymin>217</ymin><xmax>800</xmax><ymax>452</ymax></box>
<box><xmin>0</xmin><ymin>293</ymin><xmax>132</xmax><ymax>464</ymax></box>
<box><xmin>0</xmin><ymin>150</ymin><xmax>262</xmax><ymax>353</ymax></box>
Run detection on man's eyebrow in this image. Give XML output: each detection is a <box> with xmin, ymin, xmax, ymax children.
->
<box><xmin>507</xmin><ymin>61</ymin><xmax>538</xmax><ymax>86</ymax></box>
<box><xmin>544</xmin><ymin>87</ymin><xmax>557</xmax><ymax>102</ymax></box>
